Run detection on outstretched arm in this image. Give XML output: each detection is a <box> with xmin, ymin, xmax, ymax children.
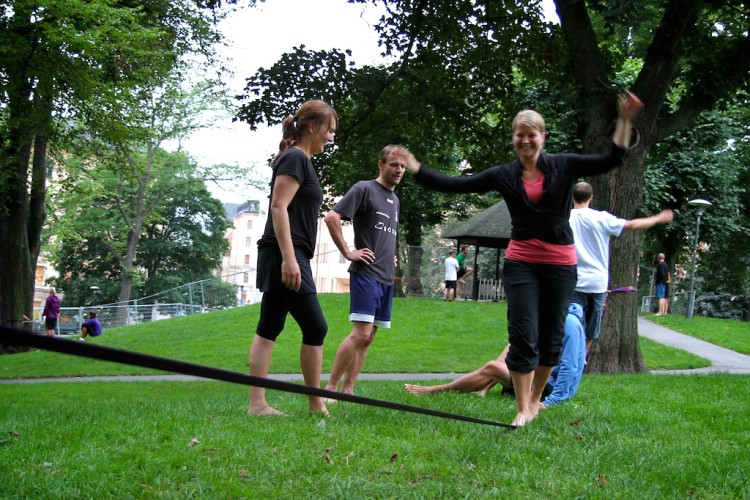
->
<box><xmin>623</xmin><ymin>209</ymin><xmax>674</xmax><ymax>231</ymax></box>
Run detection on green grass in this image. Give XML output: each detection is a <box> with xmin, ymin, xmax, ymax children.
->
<box><xmin>0</xmin><ymin>295</ymin><xmax>711</xmax><ymax>379</ymax></box>
<box><xmin>1</xmin><ymin>377</ymin><xmax>748</xmax><ymax>498</ymax></box>
<box><xmin>647</xmin><ymin>312</ymin><xmax>750</xmax><ymax>355</ymax></box>
<box><xmin>2</xmin><ymin>295</ymin><xmax>749</xmax><ymax>497</ymax></box>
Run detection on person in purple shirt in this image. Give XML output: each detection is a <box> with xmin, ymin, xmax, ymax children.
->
<box><xmin>79</xmin><ymin>311</ymin><xmax>103</xmax><ymax>341</ymax></box>
<box><xmin>42</xmin><ymin>288</ymin><xmax>61</xmax><ymax>337</ymax></box>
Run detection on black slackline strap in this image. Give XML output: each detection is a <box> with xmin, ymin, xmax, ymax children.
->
<box><xmin>0</xmin><ymin>326</ymin><xmax>514</xmax><ymax>429</ymax></box>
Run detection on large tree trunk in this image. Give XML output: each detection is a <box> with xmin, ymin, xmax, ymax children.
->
<box><xmin>406</xmin><ymin>245</ymin><xmax>424</xmax><ymax>296</ymax></box>
<box><xmin>554</xmin><ymin>0</ymin><xmax>718</xmax><ymax>373</ymax></box>
<box><xmin>586</xmin><ymin>138</ymin><xmax>650</xmax><ymax>372</ymax></box>
<box><xmin>0</xmin><ymin>84</ymin><xmax>50</xmax><ymax>353</ymax></box>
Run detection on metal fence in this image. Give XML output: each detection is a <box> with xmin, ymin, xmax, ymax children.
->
<box><xmin>31</xmin><ymin>276</ymin><xmax>240</xmax><ymax>335</ymax></box>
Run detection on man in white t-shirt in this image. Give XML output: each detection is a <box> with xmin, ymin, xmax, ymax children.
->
<box><xmin>569</xmin><ymin>182</ymin><xmax>673</xmax><ymax>351</ymax></box>
<box><xmin>444</xmin><ymin>249</ymin><xmax>460</xmax><ymax>301</ymax></box>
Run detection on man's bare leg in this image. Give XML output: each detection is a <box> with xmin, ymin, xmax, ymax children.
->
<box><xmin>324</xmin><ymin>323</ymin><xmax>374</xmax><ymax>402</ymax></box>
<box><xmin>477</xmin><ymin>345</ymin><xmax>510</xmax><ymax>396</ymax></box>
<box><xmin>405</xmin><ymin>359</ymin><xmax>510</xmax><ymax>395</ymax></box>
<box><xmin>476</xmin><ymin>380</ymin><xmax>498</xmax><ymax>397</ymax></box>
<box><xmin>339</xmin><ymin>328</ymin><xmax>376</xmax><ymax>395</ymax></box>
<box><xmin>248</xmin><ymin>334</ymin><xmax>285</xmax><ymax>416</ymax></box>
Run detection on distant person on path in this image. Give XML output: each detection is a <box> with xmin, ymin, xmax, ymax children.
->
<box><xmin>456</xmin><ymin>245</ymin><xmax>474</xmax><ymax>299</ymax></box>
<box><xmin>248</xmin><ymin>100</ymin><xmax>338</xmax><ymax>417</ymax></box>
<box><xmin>323</xmin><ymin>145</ymin><xmax>405</xmax><ymax>399</ymax></box>
<box><xmin>401</xmin><ymin>91</ymin><xmax>643</xmax><ymax>426</ymax></box>
<box><xmin>444</xmin><ymin>249</ymin><xmax>459</xmax><ymax>301</ymax></box>
<box><xmin>42</xmin><ymin>288</ymin><xmax>61</xmax><ymax>338</ymax></box>
<box><xmin>654</xmin><ymin>253</ymin><xmax>670</xmax><ymax>315</ymax></box>
<box><xmin>78</xmin><ymin>311</ymin><xmax>103</xmax><ymax>341</ymax></box>
<box><xmin>570</xmin><ymin>181</ymin><xmax>673</xmax><ymax>351</ymax></box>
<box><xmin>405</xmin><ymin>303</ymin><xmax>587</xmax><ymax>410</ymax></box>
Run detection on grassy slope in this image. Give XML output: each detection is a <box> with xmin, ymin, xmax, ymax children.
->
<box><xmin>648</xmin><ymin>312</ymin><xmax>750</xmax><ymax>355</ymax></box>
<box><xmin>0</xmin><ymin>295</ymin><xmax>716</xmax><ymax>379</ymax></box>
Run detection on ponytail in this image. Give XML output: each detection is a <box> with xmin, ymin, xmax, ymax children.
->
<box><xmin>272</xmin><ymin>100</ymin><xmax>338</xmax><ymax>168</ymax></box>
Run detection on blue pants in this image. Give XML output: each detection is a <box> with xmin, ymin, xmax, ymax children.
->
<box><xmin>571</xmin><ymin>291</ymin><xmax>607</xmax><ymax>342</ymax></box>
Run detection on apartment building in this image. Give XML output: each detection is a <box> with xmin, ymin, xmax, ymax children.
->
<box><xmin>221</xmin><ymin>200</ymin><xmax>353</xmax><ymax>304</ymax></box>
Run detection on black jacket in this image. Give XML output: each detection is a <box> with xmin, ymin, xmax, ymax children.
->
<box><xmin>414</xmin><ymin>143</ymin><xmax>626</xmax><ymax>246</ymax></box>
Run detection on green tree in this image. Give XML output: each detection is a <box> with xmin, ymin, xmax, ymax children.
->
<box><xmin>642</xmin><ymin>105</ymin><xmax>748</xmax><ymax>298</ymax></box>
<box><xmin>0</xmin><ymin>0</ymin><xmax>228</xmax><ymax>350</ymax></box>
<box><xmin>50</xmin><ymin>149</ymin><xmax>230</xmax><ymax>307</ymax></box>
<box><xmin>237</xmin><ymin>0</ymin><xmax>750</xmax><ymax>372</ymax></box>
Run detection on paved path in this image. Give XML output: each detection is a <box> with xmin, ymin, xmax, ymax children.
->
<box><xmin>2</xmin><ymin>318</ymin><xmax>748</xmax><ymax>384</ymax></box>
<box><xmin>637</xmin><ymin>317</ymin><xmax>750</xmax><ymax>375</ymax></box>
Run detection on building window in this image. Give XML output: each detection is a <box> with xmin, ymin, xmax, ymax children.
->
<box><xmin>244</xmin><ymin>255</ymin><xmax>250</xmax><ymax>265</ymax></box>
<box><xmin>319</xmin><ymin>243</ymin><xmax>328</xmax><ymax>263</ymax></box>
<box><xmin>246</xmin><ymin>219</ymin><xmax>253</xmax><ymax>230</ymax></box>
<box><xmin>243</xmin><ymin>272</ymin><xmax>249</xmax><ymax>283</ymax></box>
<box><xmin>339</xmin><ymin>252</ymin><xmax>347</xmax><ymax>264</ymax></box>
<box><xmin>246</xmin><ymin>236</ymin><xmax>252</xmax><ymax>247</ymax></box>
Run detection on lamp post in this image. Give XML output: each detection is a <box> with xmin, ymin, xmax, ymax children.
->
<box><xmin>686</xmin><ymin>199</ymin><xmax>712</xmax><ymax>319</ymax></box>
<box><xmin>89</xmin><ymin>286</ymin><xmax>101</xmax><ymax>306</ymax></box>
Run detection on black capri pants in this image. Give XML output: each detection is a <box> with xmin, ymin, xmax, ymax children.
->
<box><xmin>502</xmin><ymin>259</ymin><xmax>577</xmax><ymax>373</ymax></box>
<box><xmin>256</xmin><ymin>289</ymin><xmax>328</xmax><ymax>346</ymax></box>
<box><xmin>255</xmin><ymin>244</ymin><xmax>328</xmax><ymax>346</ymax></box>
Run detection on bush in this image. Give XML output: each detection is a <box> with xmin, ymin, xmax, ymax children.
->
<box><xmin>694</xmin><ymin>292</ymin><xmax>750</xmax><ymax>320</ymax></box>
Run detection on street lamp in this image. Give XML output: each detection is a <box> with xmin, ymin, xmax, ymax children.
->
<box><xmin>89</xmin><ymin>286</ymin><xmax>101</xmax><ymax>306</ymax></box>
<box><xmin>685</xmin><ymin>199</ymin><xmax>712</xmax><ymax>319</ymax></box>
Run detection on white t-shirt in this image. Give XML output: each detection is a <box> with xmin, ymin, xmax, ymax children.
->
<box><xmin>444</xmin><ymin>256</ymin><xmax>459</xmax><ymax>281</ymax></box>
<box><xmin>569</xmin><ymin>207</ymin><xmax>626</xmax><ymax>293</ymax></box>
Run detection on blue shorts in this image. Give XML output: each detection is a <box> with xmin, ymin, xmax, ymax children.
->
<box><xmin>349</xmin><ymin>272</ymin><xmax>394</xmax><ymax>328</ymax></box>
<box><xmin>655</xmin><ymin>283</ymin><xmax>667</xmax><ymax>299</ymax></box>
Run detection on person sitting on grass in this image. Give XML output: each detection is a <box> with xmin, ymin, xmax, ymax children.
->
<box><xmin>404</xmin><ymin>302</ymin><xmax>586</xmax><ymax>410</ymax></box>
<box><xmin>79</xmin><ymin>311</ymin><xmax>103</xmax><ymax>342</ymax></box>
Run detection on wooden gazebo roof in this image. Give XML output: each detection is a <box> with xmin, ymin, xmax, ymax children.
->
<box><xmin>442</xmin><ymin>200</ymin><xmax>512</xmax><ymax>249</ymax></box>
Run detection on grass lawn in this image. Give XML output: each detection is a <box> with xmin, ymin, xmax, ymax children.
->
<box><xmin>0</xmin><ymin>295</ymin><xmax>714</xmax><ymax>379</ymax></box>
<box><xmin>648</xmin><ymin>312</ymin><xmax>750</xmax><ymax>355</ymax></box>
<box><xmin>2</xmin><ymin>295</ymin><xmax>749</xmax><ymax>497</ymax></box>
<box><xmin>1</xmin><ymin>377</ymin><xmax>748</xmax><ymax>497</ymax></box>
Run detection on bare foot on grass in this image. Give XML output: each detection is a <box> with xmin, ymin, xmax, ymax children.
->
<box><xmin>309</xmin><ymin>398</ymin><xmax>329</xmax><ymax>417</ymax></box>
<box><xmin>309</xmin><ymin>406</ymin><xmax>330</xmax><ymax>417</ymax></box>
<box><xmin>511</xmin><ymin>410</ymin><xmax>537</xmax><ymax>427</ymax></box>
<box><xmin>404</xmin><ymin>384</ymin><xmax>437</xmax><ymax>395</ymax></box>
<box><xmin>248</xmin><ymin>405</ymin><xmax>287</xmax><ymax>417</ymax></box>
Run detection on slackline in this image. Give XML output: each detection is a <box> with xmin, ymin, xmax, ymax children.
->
<box><xmin>0</xmin><ymin>326</ymin><xmax>514</xmax><ymax>429</ymax></box>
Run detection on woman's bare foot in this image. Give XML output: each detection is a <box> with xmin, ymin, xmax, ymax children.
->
<box><xmin>309</xmin><ymin>405</ymin><xmax>329</xmax><ymax>417</ymax></box>
<box><xmin>511</xmin><ymin>410</ymin><xmax>537</xmax><ymax>427</ymax></box>
<box><xmin>309</xmin><ymin>397</ymin><xmax>329</xmax><ymax>416</ymax></box>
<box><xmin>323</xmin><ymin>397</ymin><xmax>339</xmax><ymax>405</ymax></box>
<box><xmin>248</xmin><ymin>405</ymin><xmax>287</xmax><ymax>416</ymax></box>
<box><xmin>404</xmin><ymin>384</ymin><xmax>436</xmax><ymax>395</ymax></box>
